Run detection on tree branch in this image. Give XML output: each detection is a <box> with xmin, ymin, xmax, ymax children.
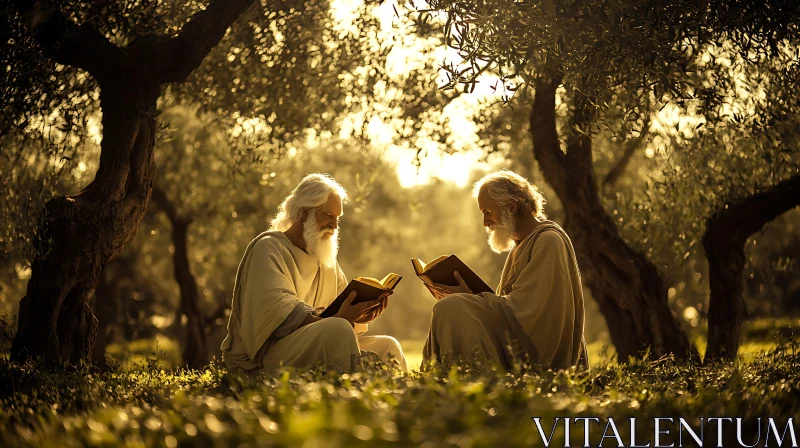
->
<box><xmin>150</xmin><ymin>185</ymin><xmax>181</xmax><ymax>225</ymax></box>
<box><xmin>708</xmin><ymin>173</ymin><xmax>800</xmax><ymax>245</ymax></box>
<box><xmin>13</xmin><ymin>0</ymin><xmax>128</xmax><ymax>84</ymax></box>
<box><xmin>602</xmin><ymin>119</ymin><xmax>651</xmax><ymax>187</ymax></box>
<box><xmin>144</xmin><ymin>0</ymin><xmax>257</xmax><ymax>84</ymax></box>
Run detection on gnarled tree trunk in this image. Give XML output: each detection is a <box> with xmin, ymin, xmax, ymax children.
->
<box><xmin>704</xmin><ymin>174</ymin><xmax>800</xmax><ymax>361</ymax></box>
<box><xmin>10</xmin><ymin>0</ymin><xmax>256</xmax><ymax>364</ymax></box>
<box><xmin>13</xmin><ymin>89</ymin><xmax>158</xmax><ymax>364</ymax></box>
<box><xmin>530</xmin><ymin>72</ymin><xmax>697</xmax><ymax>361</ymax></box>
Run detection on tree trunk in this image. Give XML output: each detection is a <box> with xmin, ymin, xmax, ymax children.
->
<box><xmin>12</xmin><ymin>84</ymin><xmax>159</xmax><ymax>364</ymax></box>
<box><xmin>10</xmin><ymin>0</ymin><xmax>256</xmax><ymax>365</ymax></box>
<box><xmin>704</xmin><ymin>174</ymin><xmax>800</xmax><ymax>361</ymax></box>
<box><xmin>530</xmin><ymin>72</ymin><xmax>697</xmax><ymax>361</ymax></box>
<box><xmin>173</xmin><ymin>219</ymin><xmax>208</xmax><ymax>370</ymax></box>
<box><xmin>151</xmin><ymin>187</ymin><xmax>208</xmax><ymax>369</ymax></box>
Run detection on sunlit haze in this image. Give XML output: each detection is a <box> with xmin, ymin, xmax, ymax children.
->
<box><xmin>332</xmin><ymin>0</ymin><xmax>503</xmax><ymax>188</ymax></box>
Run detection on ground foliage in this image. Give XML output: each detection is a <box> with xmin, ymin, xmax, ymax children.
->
<box><xmin>1</xmin><ymin>340</ymin><xmax>798</xmax><ymax>447</ymax></box>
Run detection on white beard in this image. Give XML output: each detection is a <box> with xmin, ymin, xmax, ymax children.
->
<box><xmin>303</xmin><ymin>214</ymin><xmax>339</xmax><ymax>268</ymax></box>
<box><xmin>486</xmin><ymin>208</ymin><xmax>517</xmax><ymax>254</ymax></box>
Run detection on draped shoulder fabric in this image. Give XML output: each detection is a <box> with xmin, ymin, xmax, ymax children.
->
<box><xmin>484</xmin><ymin>221</ymin><xmax>588</xmax><ymax>369</ymax></box>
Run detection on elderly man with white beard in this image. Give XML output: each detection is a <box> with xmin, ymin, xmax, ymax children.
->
<box><xmin>422</xmin><ymin>171</ymin><xmax>588</xmax><ymax>370</ymax></box>
<box><xmin>221</xmin><ymin>173</ymin><xmax>407</xmax><ymax>373</ymax></box>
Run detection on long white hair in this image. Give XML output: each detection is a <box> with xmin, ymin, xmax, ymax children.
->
<box><xmin>270</xmin><ymin>173</ymin><xmax>349</xmax><ymax>231</ymax></box>
<box><xmin>472</xmin><ymin>170</ymin><xmax>547</xmax><ymax>220</ymax></box>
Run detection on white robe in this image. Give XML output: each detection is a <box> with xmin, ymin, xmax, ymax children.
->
<box><xmin>423</xmin><ymin>221</ymin><xmax>588</xmax><ymax>370</ymax></box>
<box><xmin>221</xmin><ymin>231</ymin><xmax>406</xmax><ymax>372</ymax></box>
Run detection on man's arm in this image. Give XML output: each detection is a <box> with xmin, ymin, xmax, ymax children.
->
<box><xmin>269</xmin><ymin>302</ymin><xmax>319</xmax><ymax>340</ymax></box>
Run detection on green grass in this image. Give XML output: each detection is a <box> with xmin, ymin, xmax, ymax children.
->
<box><xmin>11</xmin><ymin>318</ymin><xmax>787</xmax><ymax>446</ymax></box>
<box><xmin>105</xmin><ymin>337</ymin><xmax>182</xmax><ymax>370</ymax></box>
<box><xmin>2</xmin><ymin>340</ymin><xmax>799</xmax><ymax>447</ymax></box>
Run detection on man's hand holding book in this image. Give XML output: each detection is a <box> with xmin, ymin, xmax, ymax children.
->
<box><xmin>426</xmin><ymin>271</ymin><xmax>474</xmax><ymax>300</ymax></box>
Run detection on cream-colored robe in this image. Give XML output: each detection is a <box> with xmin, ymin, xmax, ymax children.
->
<box><xmin>221</xmin><ymin>231</ymin><xmax>406</xmax><ymax>372</ymax></box>
<box><xmin>423</xmin><ymin>221</ymin><xmax>588</xmax><ymax>370</ymax></box>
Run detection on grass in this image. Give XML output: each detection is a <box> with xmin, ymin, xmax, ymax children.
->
<box><xmin>99</xmin><ymin>338</ymin><xmax>662</xmax><ymax>372</ymax></box>
<box><xmin>1</xmin><ymin>340</ymin><xmax>799</xmax><ymax>447</ymax></box>
<box><xmin>2</xmin><ymin>318</ymin><xmax>794</xmax><ymax>446</ymax></box>
<box><xmin>105</xmin><ymin>338</ymin><xmax>182</xmax><ymax>371</ymax></box>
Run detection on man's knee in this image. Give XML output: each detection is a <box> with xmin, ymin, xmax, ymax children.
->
<box><xmin>380</xmin><ymin>336</ymin><xmax>407</xmax><ymax>370</ymax></box>
<box><xmin>432</xmin><ymin>294</ymin><xmax>470</xmax><ymax>321</ymax></box>
<box><xmin>384</xmin><ymin>335</ymin><xmax>403</xmax><ymax>353</ymax></box>
<box><xmin>373</xmin><ymin>336</ymin><xmax>404</xmax><ymax>357</ymax></box>
<box><xmin>313</xmin><ymin>318</ymin><xmax>358</xmax><ymax>349</ymax></box>
<box><xmin>362</xmin><ymin>336</ymin><xmax>407</xmax><ymax>371</ymax></box>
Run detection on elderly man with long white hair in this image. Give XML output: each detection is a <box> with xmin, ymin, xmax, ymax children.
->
<box><xmin>221</xmin><ymin>173</ymin><xmax>407</xmax><ymax>373</ymax></box>
<box><xmin>423</xmin><ymin>170</ymin><xmax>588</xmax><ymax>370</ymax></box>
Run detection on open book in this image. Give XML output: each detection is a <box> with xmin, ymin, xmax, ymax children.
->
<box><xmin>319</xmin><ymin>273</ymin><xmax>402</xmax><ymax>318</ymax></box>
<box><xmin>411</xmin><ymin>255</ymin><xmax>493</xmax><ymax>294</ymax></box>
